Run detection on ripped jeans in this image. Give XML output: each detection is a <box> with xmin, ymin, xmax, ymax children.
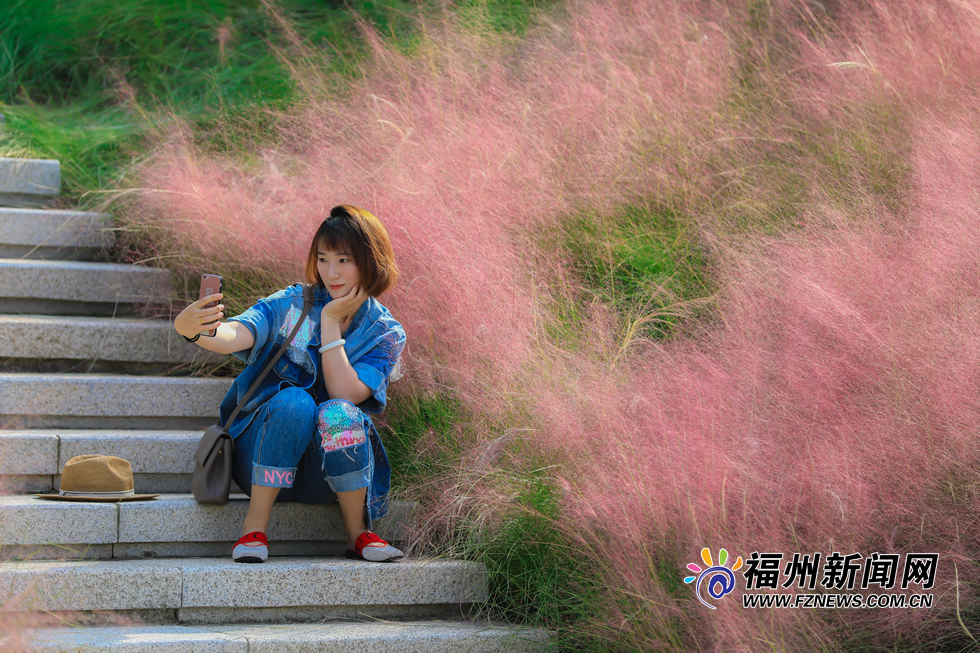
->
<box><xmin>230</xmin><ymin>387</ymin><xmax>375</xmax><ymax>525</ymax></box>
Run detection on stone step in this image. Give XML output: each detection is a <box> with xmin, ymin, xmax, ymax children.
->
<box><xmin>0</xmin><ymin>557</ymin><xmax>486</xmax><ymax>623</ymax></box>
<box><xmin>0</xmin><ymin>158</ymin><xmax>59</xmax><ymax>207</ymax></box>
<box><xmin>0</xmin><ymin>495</ymin><xmax>414</xmax><ymax>559</ymax></box>
<box><xmin>0</xmin><ymin>374</ymin><xmax>232</xmax><ymax>429</ymax></box>
<box><xmin>0</xmin><ymin>429</ymin><xmax>218</xmax><ymax>493</ymax></box>
<box><xmin>10</xmin><ymin>621</ymin><xmax>549</xmax><ymax>652</ymax></box>
<box><xmin>0</xmin><ymin>258</ymin><xmax>172</xmax><ymax>315</ymax></box>
<box><xmin>0</xmin><ymin>429</ymin><xmax>231</xmax><ymax>493</ymax></box>
<box><xmin>0</xmin><ymin>207</ymin><xmax>114</xmax><ymax>259</ymax></box>
<box><xmin>0</xmin><ymin>315</ymin><xmax>219</xmax><ymax>373</ymax></box>
<box><xmin>0</xmin><ymin>429</ymin><xmax>204</xmax><ymax>493</ymax></box>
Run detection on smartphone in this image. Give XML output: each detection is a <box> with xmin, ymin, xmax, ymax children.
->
<box><xmin>199</xmin><ymin>274</ymin><xmax>223</xmax><ymax>337</ymax></box>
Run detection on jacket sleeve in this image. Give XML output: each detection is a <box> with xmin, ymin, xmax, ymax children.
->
<box><xmin>352</xmin><ymin>323</ymin><xmax>406</xmax><ymax>414</ymax></box>
<box><xmin>226</xmin><ymin>294</ymin><xmax>279</xmax><ymax>365</ymax></box>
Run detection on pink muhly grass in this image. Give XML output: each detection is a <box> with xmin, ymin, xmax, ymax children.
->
<box><xmin>786</xmin><ymin>0</ymin><xmax>980</xmax><ymax>116</ymax></box>
<box><xmin>524</xmin><ymin>125</ymin><xmax>980</xmax><ymax>649</ymax></box>
<box><xmin>121</xmin><ymin>0</ymin><xmax>732</xmax><ymax>400</ymax></box>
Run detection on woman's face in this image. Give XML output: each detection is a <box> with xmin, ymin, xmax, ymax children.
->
<box><xmin>317</xmin><ymin>247</ymin><xmax>361</xmax><ymax>298</ymax></box>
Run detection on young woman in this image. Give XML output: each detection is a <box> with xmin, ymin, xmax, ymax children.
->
<box><xmin>174</xmin><ymin>204</ymin><xmax>406</xmax><ymax>563</ymax></box>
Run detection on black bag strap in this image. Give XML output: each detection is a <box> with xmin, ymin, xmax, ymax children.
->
<box><xmin>221</xmin><ymin>283</ymin><xmax>315</xmax><ymax>430</ymax></box>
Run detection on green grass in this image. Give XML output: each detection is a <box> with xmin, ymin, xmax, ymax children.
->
<box><xmin>0</xmin><ymin>103</ymin><xmax>140</xmax><ymax>204</ymax></box>
<box><xmin>0</xmin><ymin>0</ymin><xmax>556</xmax><ymax>202</ymax></box>
<box><xmin>807</xmin><ymin>104</ymin><xmax>914</xmax><ymax>220</ymax></box>
<box><xmin>0</xmin><ymin>0</ymin><xmax>553</xmax><ymax>110</ymax></box>
<box><xmin>557</xmin><ymin>203</ymin><xmax>715</xmax><ymax>349</ymax></box>
<box><xmin>0</xmin><ymin>0</ymin><xmax>421</xmax><ymax>202</ymax></box>
<box><xmin>1</xmin><ymin>0</ymin><xmax>399</xmax><ymax>108</ymax></box>
<box><xmin>380</xmin><ymin>393</ymin><xmax>622</xmax><ymax>649</ymax></box>
<box><xmin>377</xmin><ymin>392</ymin><xmax>464</xmax><ymax>493</ymax></box>
<box><xmin>458</xmin><ymin>469</ymin><xmax>612</xmax><ymax>651</ymax></box>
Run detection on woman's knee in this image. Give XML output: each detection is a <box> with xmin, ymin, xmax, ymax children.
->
<box><xmin>253</xmin><ymin>387</ymin><xmax>317</xmax><ymax>456</ymax></box>
<box><xmin>266</xmin><ymin>387</ymin><xmax>317</xmax><ymax>429</ymax></box>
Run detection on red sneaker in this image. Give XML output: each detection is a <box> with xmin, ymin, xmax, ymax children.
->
<box><xmin>345</xmin><ymin>531</ymin><xmax>404</xmax><ymax>562</ymax></box>
<box><xmin>232</xmin><ymin>531</ymin><xmax>268</xmax><ymax>563</ymax></box>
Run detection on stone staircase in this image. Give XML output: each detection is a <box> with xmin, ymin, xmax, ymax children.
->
<box><xmin>0</xmin><ymin>156</ymin><xmax>548</xmax><ymax>651</ymax></box>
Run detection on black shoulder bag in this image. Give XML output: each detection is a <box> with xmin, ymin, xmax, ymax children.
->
<box><xmin>192</xmin><ymin>284</ymin><xmax>315</xmax><ymax>505</ymax></box>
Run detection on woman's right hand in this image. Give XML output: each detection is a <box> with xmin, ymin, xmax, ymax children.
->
<box><xmin>321</xmin><ymin>284</ymin><xmax>368</xmax><ymax>325</ymax></box>
<box><xmin>175</xmin><ymin>293</ymin><xmax>225</xmax><ymax>340</ymax></box>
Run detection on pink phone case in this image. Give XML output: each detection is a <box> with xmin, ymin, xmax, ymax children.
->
<box><xmin>199</xmin><ymin>274</ymin><xmax>223</xmax><ymax>337</ymax></box>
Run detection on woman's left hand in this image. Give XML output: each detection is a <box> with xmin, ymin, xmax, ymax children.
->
<box><xmin>321</xmin><ymin>284</ymin><xmax>369</xmax><ymax>325</ymax></box>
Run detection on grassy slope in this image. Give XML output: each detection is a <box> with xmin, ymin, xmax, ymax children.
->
<box><xmin>0</xmin><ymin>0</ymin><xmax>549</xmax><ymax>203</ymax></box>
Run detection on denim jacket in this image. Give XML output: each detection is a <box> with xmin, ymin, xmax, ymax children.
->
<box><xmin>220</xmin><ymin>283</ymin><xmax>406</xmax><ymax>522</ymax></box>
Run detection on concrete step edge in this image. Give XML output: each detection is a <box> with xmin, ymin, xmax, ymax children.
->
<box><xmin>0</xmin><ymin>158</ymin><xmax>60</xmax><ymax>198</ymax></box>
<box><xmin>0</xmin><ymin>374</ymin><xmax>232</xmax><ymax>425</ymax></box>
<box><xmin>0</xmin><ymin>428</ymin><xmax>206</xmax><ymax>475</ymax></box>
<box><xmin>0</xmin><ymin>258</ymin><xmax>172</xmax><ymax>312</ymax></box>
<box><xmin>0</xmin><ymin>556</ymin><xmax>488</xmax><ymax>612</ymax></box>
<box><xmin>0</xmin><ymin>258</ymin><xmax>167</xmax><ymax>273</ymax></box>
<box><xmin>0</xmin><ymin>315</ymin><xmax>219</xmax><ymax>365</ymax></box>
<box><xmin>0</xmin><ymin>494</ymin><xmax>416</xmax><ymax>548</ymax></box>
<box><xmin>0</xmin><ymin>207</ymin><xmax>114</xmax><ymax>251</ymax></box>
<box><xmin>1</xmin><ymin>428</ymin><xmax>225</xmax><ymax>494</ymax></box>
<box><xmin>6</xmin><ymin>621</ymin><xmax>550</xmax><ymax>652</ymax></box>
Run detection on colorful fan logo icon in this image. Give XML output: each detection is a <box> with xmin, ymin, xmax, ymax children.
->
<box><xmin>684</xmin><ymin>548</ymin><xmax>743</xmax><ymax>609</ymax></box>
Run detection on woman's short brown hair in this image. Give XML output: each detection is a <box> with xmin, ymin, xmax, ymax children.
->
<box><xmin>304</xmin><ymin>204</ymin><xmax>399</xmax><ymax>297</ymax></box>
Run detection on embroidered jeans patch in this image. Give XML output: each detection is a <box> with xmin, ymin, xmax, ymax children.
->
<box><xmin>253</xmin><ymin>464</ymin><xmax>297</xmax><ymax>488</ymax></box>
<box><xmin>317</xmin><ymin>401</ymin><xmax>368</xmax><ymax>453</ymax></box>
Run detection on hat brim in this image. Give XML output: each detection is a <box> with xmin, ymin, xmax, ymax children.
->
<box><xmin>34</xmin><ymin>493</ymin><xmax>159</xmax><ymax>502</ymax></box>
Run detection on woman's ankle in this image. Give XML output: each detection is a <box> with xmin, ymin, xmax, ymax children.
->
<box><xmin>242</xmin><ymin>485</ymin><xmax>279</xmax><ymax>536</ymax></box>
<box><xmin>241</xmin><ymin>520</ymin><xmax>268</xmax><ymax>537</ymax></box>
<box><xmin>347</xmin><ymin>528</ymin><xmax>371</xmax><ymax>550</ymax></box>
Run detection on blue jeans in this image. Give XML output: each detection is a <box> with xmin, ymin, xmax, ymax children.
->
<box><xmin>231</xmin><ymin>387</ymin><xmax>375</xmax><ymax>523</ymax></box>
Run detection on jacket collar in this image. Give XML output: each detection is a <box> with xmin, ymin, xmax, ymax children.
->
<box><xmin>344</xmin><ymin>297</ymin><xmax>373</xmax><ymax>337</ymax></box>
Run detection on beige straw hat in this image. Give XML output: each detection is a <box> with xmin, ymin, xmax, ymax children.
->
<box><xmin>35</xmin><ymin>454</ymin><xmax>159</xmax><ymax>502</ymax></box>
